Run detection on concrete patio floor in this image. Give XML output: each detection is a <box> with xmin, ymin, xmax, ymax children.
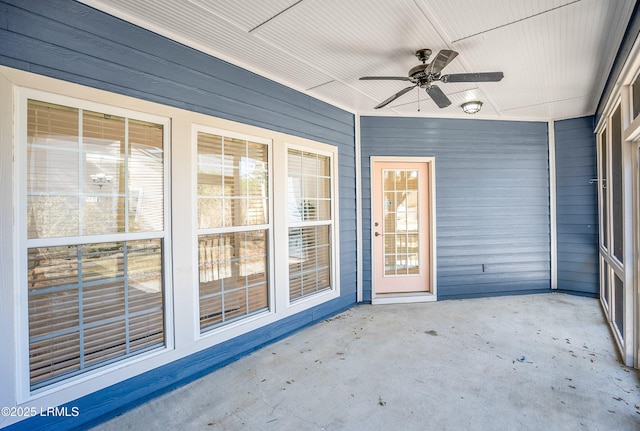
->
<box><xmin>92</xmin><ymin>293</ymin><xmax>640</xmax><ymax>430</ymax></box>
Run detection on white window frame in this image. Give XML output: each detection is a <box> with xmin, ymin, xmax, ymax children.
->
<box><xmin>279</xmin><ymin>141</ymin><xmax>340</xmax><ymax>312</ymax></box>
<box><xmin>192</xmin><ymin>128</ymin><xmax>341</xmax><ymax>340</ymax></box>
<box><xmin>4</xmin><ymin>69</ymin><xmax>342</xmax><ymax>412</ymax></box>
<box><xmin>192</xmin><ymin>125</ymin><xmax>275</xmax><ymax>338</ymax></box>
<box><xmin>14</xmin><ymin>87</ymin><xmax>174</xmax><ymax>400</ymax></box>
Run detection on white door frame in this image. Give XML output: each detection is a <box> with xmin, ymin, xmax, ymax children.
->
<box><xmin>370</xmin><ymin>156</ymin><xmax>437</xmax><ymax>304</ymax></box>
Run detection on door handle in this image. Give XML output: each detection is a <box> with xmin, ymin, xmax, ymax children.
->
<box><xmin>374</xmin><ymin>232</ymin><xmax>381</xmax><ymax>237</ymax></box>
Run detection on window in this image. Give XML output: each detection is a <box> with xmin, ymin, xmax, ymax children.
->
<box><xmin>611</xmin><ymin>106</ymin><xmax>624</xmax><ymax>263</ymax></box>
<box><xmin>599</xmin><ymin>129</ymin><xmax>608</xmax><ymax>250</ymax></box>
<box><xmin>197</xmin><ymin>130</ymin><xmax>270</xmax><ymax>332</ymax></box>
<box><xmin>614</xmin><ymin>274</ymin><xmax>624</xmax><ymax>337</ymax></box>
<box><xmin>633</xmin><ymin>73</ymin><xmax>640</xmax><ymax>120</ymax></box>
<box><xmin>25</xmin><ymin>99</ymin><xmax>168</xmax><ymax>389</ymax></box>
<box><xmin>287</xmin><ymin>148</ymin><xmax>333</xmax><ymax>301</ymax></box>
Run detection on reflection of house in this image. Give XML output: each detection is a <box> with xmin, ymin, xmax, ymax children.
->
<box><xmin>28</xmin><ymin>132</ymin><xmax>164</xmax><ymax>236</ymax></box>
<box><xmin>1</xmin><ymin>1</ymin><xmax>640</xmax><ymax>430</ymax></box>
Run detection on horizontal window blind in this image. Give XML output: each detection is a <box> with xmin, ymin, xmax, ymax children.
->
<box><xmin>26</xmin><ymin>100</ymin><xmax>166</xmax><ymax>389</ymax></box>
<box><xmin>28</xmin><ymin>240</ymin><xmax>164</xmax><ymax>388</ymax></box>
<box><xmin>197</xmin><ymin>131</ymin><xmax>270</xmax><ymax>333</ymax></box>
<box><xmin>287</xmin><ymin>149</ymin><xmax>333</xmax><ymax>301</ymax></box>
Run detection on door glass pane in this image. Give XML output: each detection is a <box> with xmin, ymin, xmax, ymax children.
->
<box><xmin>382</xmin><ymin>169</ymin><xmax>419</xmax><ymax>276</ymax></box>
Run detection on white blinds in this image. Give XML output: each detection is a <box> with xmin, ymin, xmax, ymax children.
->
<box><xmin>26</xmin><ymin>100</ymin><xmax>166</xmax><ymax>389</ymax></box>
<box><xmin>287</xmin><ymin>149</ymin><xmax>333</xmax><ymax>301</ymax></box>
<box><xmin>197</xmin><ymin>131</ymin><xmax>270</xmax><ymax>332</ymax></box>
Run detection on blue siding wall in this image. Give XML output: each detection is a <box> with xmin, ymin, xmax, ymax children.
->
<box><xmin>554</xmin><ymin>117</ymin><xmax>599</xmax><ymax>295</ymax></box>
<box><xmin>0</xmin><ymin>0</ymin><xmax>356</xmax><ymax>429</ymax></box>
<box><xmin>361</xmin><ymin>116</ymin><xmax>551</xmax><ymax>301</ymax></box>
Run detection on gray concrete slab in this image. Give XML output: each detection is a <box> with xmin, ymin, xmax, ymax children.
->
<box><xmin>93</xmin><ymin>293</ymin><xmax>640</xmax><ymax>430</ymax></box>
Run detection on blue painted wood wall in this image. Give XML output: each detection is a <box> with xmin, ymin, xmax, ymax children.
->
<box><xmin>360</xmin><ymin>116</ymin><xmax>551</xmax><ymax>301</ymax></box>
<box><xmin>0</xmin><ymin>0</ymin><xmax>356</xmax><ymax>298</ymax></box>
<box><xmin>0</xmin><ymin>0</ymin><xmax>356</xmax><ymax>429</ymax></box>
<box><xmin>554</xmin><ymin>117</ymin><xmax>599</xmax><ymax>295</ymax></box>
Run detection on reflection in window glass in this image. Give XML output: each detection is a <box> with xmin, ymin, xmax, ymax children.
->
<box><xmin>197</xmin><ymin>133</ymin><xmax>269</xmax><ymax>229</ymax></box>
<box><xmin>196</xmin><ymin>131</ymin><xmax>270</xmax><ymax>332</ymax></box>
<box><xmin>27</xmin><ymin>240</ymin><xmax>164</xmax><ymax>388</ymax></box>
<box><xmin>198</xmin><ymin>231</ymin><xmax>268</xmax><ymax>331</ymax></box>
<box><xmin>26</xmin><ymin>99</ymin><xmax>166</xmax><ymax>389</ymax></box>
<box><xmin>27</xmin><ymin>101</ymin><xmax>164</xmax><ymax>238</ymax></box>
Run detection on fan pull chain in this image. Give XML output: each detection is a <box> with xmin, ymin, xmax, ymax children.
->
<box><xmin>417</xmin><ymin>87</ymin><xmax>421</xmax><ymax>112</ymax></box>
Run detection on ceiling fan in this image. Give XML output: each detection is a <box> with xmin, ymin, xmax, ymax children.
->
<box><xmin>360</xmin><ymin>48</ymin><xmax>504</xmax><ymax>109</ymax></box>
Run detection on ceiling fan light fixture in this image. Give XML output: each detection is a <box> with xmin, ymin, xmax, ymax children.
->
<box><xmin>461</xmin><ymin>101</ymin><xmax>482</xmax><ymax>114</ymax></box>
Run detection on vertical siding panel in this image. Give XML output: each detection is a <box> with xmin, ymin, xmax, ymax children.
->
<box><xmin>554</xmin><ymin>116</ymin><xmax>599</xmax><ymax>295</ymax></box>
<box><xmin>361</xmin><ymin>117</ymin><xmax>551</xmax><ymax>300</ymax></box>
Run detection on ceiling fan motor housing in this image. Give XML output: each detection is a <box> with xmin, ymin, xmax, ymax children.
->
<box><xmin>408</xmin><ymin>63</ymin><xmax>437</xmax><ymax>86</ymax></box>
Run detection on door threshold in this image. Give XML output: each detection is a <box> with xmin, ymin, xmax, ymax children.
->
<box><xmin>372</xmin><ymin>292</ymin><xmax>437</xmax><ymax>305</ymax></box>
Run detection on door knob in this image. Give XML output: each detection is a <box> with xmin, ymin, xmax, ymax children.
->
<box><xmin>375</xmin><ymin>232</ymin><xmax>381</xmax><ymax>237</ymax></box>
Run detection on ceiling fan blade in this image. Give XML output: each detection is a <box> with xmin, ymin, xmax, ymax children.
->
<box><xmin>374</xmin><ymin>85</ymin><xmax>417</xmax><ymax>109</ymax></box>
<box><xmin>360</xmin><ymin>76</ymin><xmax>411</xmax><ymax>81</ymax></box>
<box><xmin>426</xmin><ymin>85</ymin><xmax>451</xmax><ymax>108</ymax></box>
<box><xmin>428</xmin><ymin>49</ymin><xmax>458</xmax><ymax>74</ymax></box>
<box><xmin>440</xmin><ymin>72</ymin><xmax>504</xmax><ymax>83</ymax></box>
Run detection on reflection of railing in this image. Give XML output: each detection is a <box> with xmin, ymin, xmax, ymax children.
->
<box><xmin>199</xmin><ymin>236</ymin><xmax>233</xmax><ymax>283</ymax></box>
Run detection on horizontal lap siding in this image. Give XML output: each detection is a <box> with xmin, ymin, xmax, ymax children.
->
<box><xmin>0</xmin><ymin>1</ymin><xmax>356</xmax><ymax>430</ymax></box>
<box><xmin>0</xmin><ymin>0</ymin><xmax>356</xmax><ymax>294</ymax></box>
<box><xmin>361</xmin><ymin>116</ymin><xmax>550</xmax><ymax>300</ymax></box>
<box><xmin>554</xmin><ymin>117</ymin><xmax>599</xmax><ymax>295</ymax></box>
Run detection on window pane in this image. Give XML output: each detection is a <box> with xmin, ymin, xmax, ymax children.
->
<box><xmin>198</xmin><ymin>231</ymin><xmax>268</xmax><ymax>332</ymax></box>
<box><xmin>27</xmin><ymin>100</ymin><xmax>164</xmax><ymax>237</ymax></box>
<box><xmin>611</xmin><ymin>106</ymin><xmax>623</xmax><ymax>262</ymax></box>
<box><xmin>27</xmin><ymin>101</ymin><xmax>80</xmax><ymax>238</ymax></box>
<box><xmin>198</xmin><ymin>133</ymin><xmax>269</xmax><ymax>228</ymax></box>
<box><xmin>287</xmin><ymin>150</ymin><xmax>331</xmax><ymax>223</ymax></box>
<box><xmin>600</xmin><ymin>130</ymin><xmax>608</xmax><ymax>249</ymax></box>
<box><xmin>614</xmin><ymin>274</ymin><xmax>624</xmax><ymax>337</ymax></box>
<box><xmin>288</xmin><ymin>226</ymin><xmax>331</xmax><ymax>301</ymax></box>
<box><xmin>128</xmin><ymin>119</ymin><xmax>164</xmax><ymax>232</ymax></box>
<box><xmin>633</xmin><ymin>73</ymin><xmax>640</xmax><ymax>120</ymax></box>
<box><xmin>601</xmin><ymin>260</ymin><xmax>609</xmax><ymax>310</ymax></box>
<box><xmin>82</xmin><ymin>110</ymin><xmax>126</xmax><ymax>235</ymax></box>
<box><xmin>27</xmin><ymin>240</ymin><xmax>164</xmax><ymax>388</ymax></box>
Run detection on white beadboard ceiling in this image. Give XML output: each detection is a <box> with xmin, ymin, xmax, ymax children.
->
<box><xmin>80</xmin><ymin>0</ymin><xmax>635</xmax><ymax>121</ymax></box>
